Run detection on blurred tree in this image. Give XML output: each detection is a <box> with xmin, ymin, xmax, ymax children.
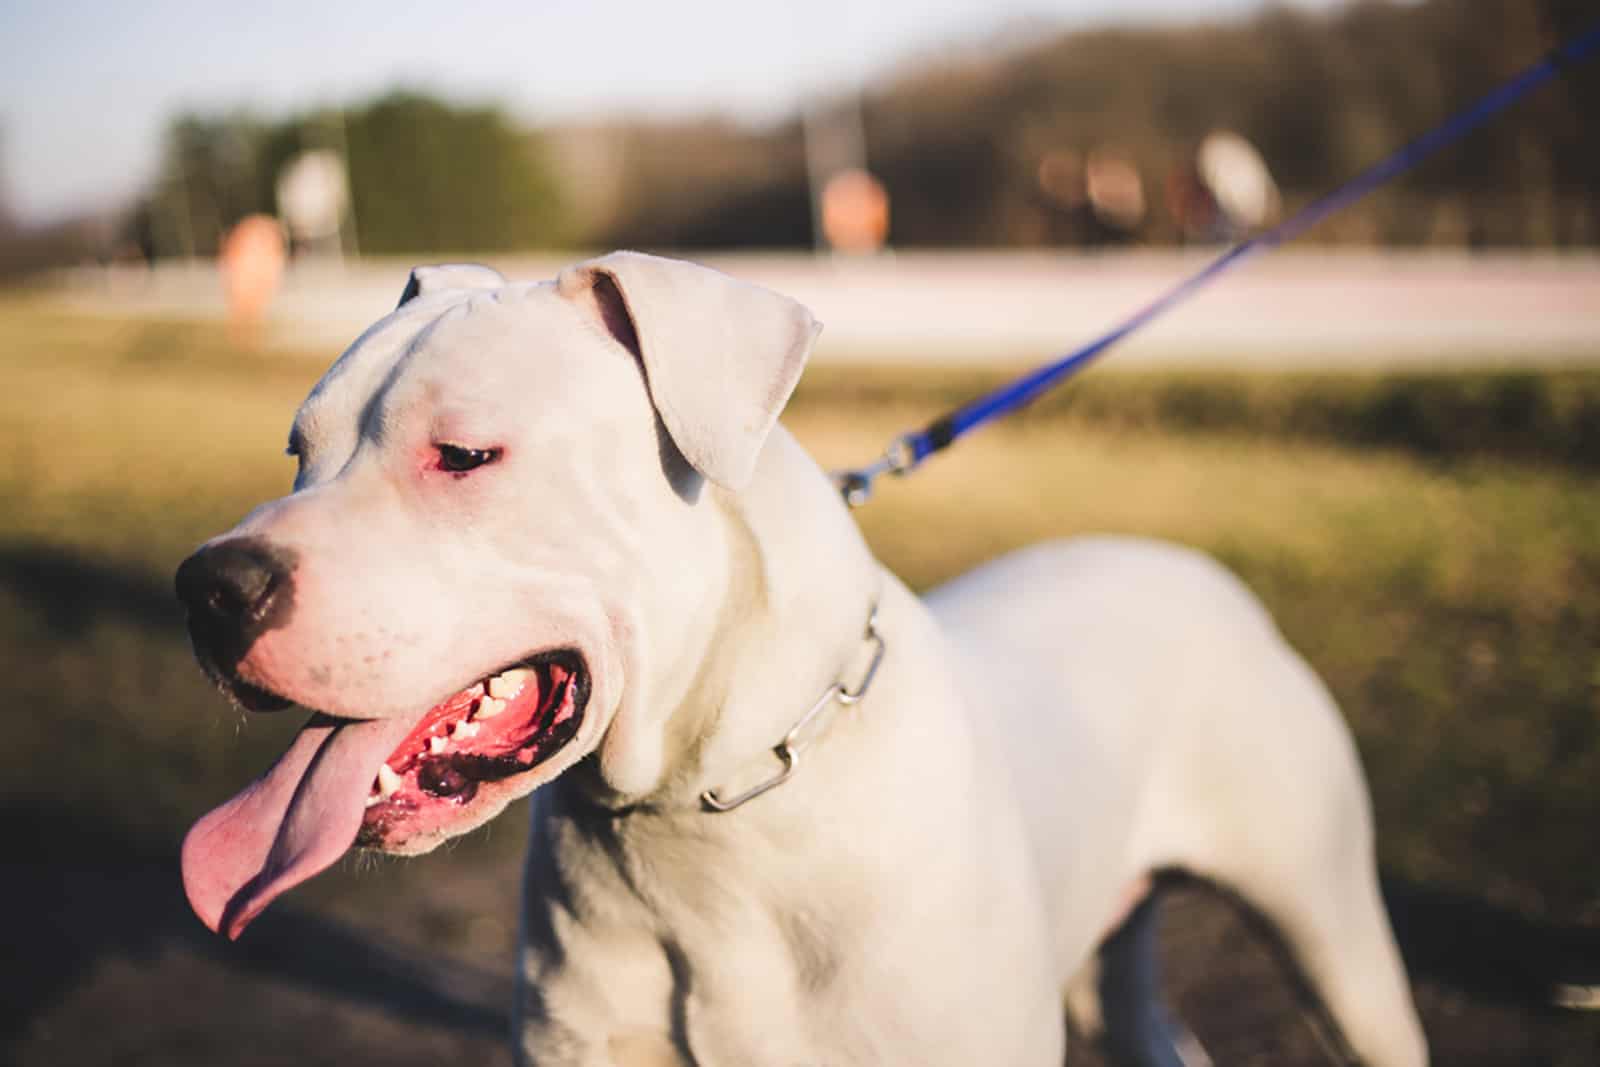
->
<box><xmin>341</xmin><ymin>91</ymin><xmax>569</xmax><ymax>254</ymax></box>
<box><xmin>0</xmin><ymin>126</ymin><xmax>14</xmax><ymax>235</ymax></box>
<box><xmin>1540</xmin><ymin>0</ymin><xmax>1600</xmax><ymax>244</ymax></box>
<box><xmin>135</xmin><ymin>91</ymin><xmax>569</xmax><ymax>259</ymax></box>
<box><xmin>101</xmin><ymin>0</ymin><xmax>1600</xmax><ymax>258</ymax></box>
<box><xmin>594</xmin><ymin>118</ymin><xmax>810</xmax><ymax>249</ymax></box>
<box><xmin>591</xmin><ymin>0</ymin><xmax>1597</xmax><ymax>250</ymax></box>
<box><xmin>145</xmin><ymin>113</ymin><xmax>272</xmax><ymax>258</ymax></box>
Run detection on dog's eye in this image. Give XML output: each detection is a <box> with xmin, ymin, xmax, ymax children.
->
<box><xmin>436</xmin><ymin>444</ymin><xmax>502</xmax><ymax>473</ymax></box>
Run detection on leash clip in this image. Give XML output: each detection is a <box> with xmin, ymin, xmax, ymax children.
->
<box><xmin>833</xmin><ymin>434</ymin><xmax>921</xmax><ymax>509</ymax></box>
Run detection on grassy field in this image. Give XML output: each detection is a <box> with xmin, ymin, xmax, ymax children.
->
<box><xmin>3</xmin><ymin>301</ymin><xmax>1597</xmax><ymax>1064</ymax></box>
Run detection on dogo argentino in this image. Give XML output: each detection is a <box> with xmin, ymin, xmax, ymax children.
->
<box><xmin>176</xmin><ymin>252</ymin><xmax>1427</xmax><ymax>1066</ymax></box>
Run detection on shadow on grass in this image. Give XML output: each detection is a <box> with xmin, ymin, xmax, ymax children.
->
<box><xmin>1</xmin><ymin>814</ymin><xmax>513</xmax><ymax>1049</ymax></box>
<box><xmin>0</xmin><ymin>542</ymin><xmax>181</xmax><ymax>638</ymax></box>
<box><xmin>1385</xmin><ymin>877</ymin><xmax>1600</xmax><ymax>1004</ymax></box>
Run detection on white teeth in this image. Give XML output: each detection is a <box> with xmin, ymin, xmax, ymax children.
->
<box><xmin>429</xmin><ymin>735</ymin><xmax>449</xmax><ymax>754</ymax></box>
<box><xmin>451</xmin><ymin>720</ymin><xmax>481</xmax><ymax>741</ymax></box>
<box><xmin>487</xmin><ymin>669</ymin><xmax>530</xmax><ymax>701</ymax></box>
<box><xmin>377</xmin><ymin>763</ymin><xmax>403</xmax><ymax>797</ymax></box>
<box><xmin>475</xmin><ymin>695</ymin><xmax>507</xmax><ymax>719</ymax></box>
<box><xmin>366</xmin><ymin>794</ymin><xmax>382</xmax><ymax>808</ymax></box>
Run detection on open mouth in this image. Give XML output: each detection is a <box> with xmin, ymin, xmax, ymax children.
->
<box><xmin>357</xmin><ymin>651</ymin><xmax>587</xmax><ymax>845</ymax></box>
<box><xmin>181</xmin><ymin>650</ymin><xmax>590</xmax><ymax>939</ymax></box>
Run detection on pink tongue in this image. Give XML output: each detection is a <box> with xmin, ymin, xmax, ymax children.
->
<box><xmin>181</xmin><ymin>714</ymin><xmax>415</xmax><ymax>939</ymax></box>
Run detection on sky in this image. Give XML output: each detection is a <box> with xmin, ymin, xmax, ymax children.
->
<box><xmin>0</xmin><ymin>0</ymin><xmax>1344</xmax><ymax>225</ymax></box>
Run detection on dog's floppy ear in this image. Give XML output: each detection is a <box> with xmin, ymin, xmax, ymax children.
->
<box><xmin>556</xmin><ymin>251</ymin><xmax>821</xmax><ymax>491</ymax></box>
<box><xmin>396</xmin><ymin>263</ymin><xmax>506</xmax><ymax>309</ymax></box>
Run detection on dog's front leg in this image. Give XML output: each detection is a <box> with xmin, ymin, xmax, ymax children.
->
<box><xmin>516</xmin><ymin>924</ymin><xmax>820</xmax><ymax>1067</ymax></box>
<box><xmin>514</xmin><ymin>877</ymin><xmax>698</xmax><ymax>1067</ymax></box>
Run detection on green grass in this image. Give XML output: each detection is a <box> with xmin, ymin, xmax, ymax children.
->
<box><xmin>3</xmin><ymin>298</ymin><xmax>1596</xmax><ymax>929</ymax></box>
<box><xmin>794</xmin><ymin>360</ymin><xmax>1600</xmax><ymax>470</ymax></box>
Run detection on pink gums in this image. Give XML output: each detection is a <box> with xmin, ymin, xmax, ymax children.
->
<box><xmin>358</xmin><ymin>662</ymin><xmax>578</xmax><ymax>843</ymax></box>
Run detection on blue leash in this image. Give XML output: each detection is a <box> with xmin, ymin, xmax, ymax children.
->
<box><xmin>835</xmin><ymin>23</ymin><xmax>1600</xmax><ymax>507</ymax></box>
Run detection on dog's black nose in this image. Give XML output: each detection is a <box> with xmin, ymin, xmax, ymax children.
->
<box><xmin>175</xmin><ymin>538</ymin><xmax>294</xmax><ymax>654</ymax></box>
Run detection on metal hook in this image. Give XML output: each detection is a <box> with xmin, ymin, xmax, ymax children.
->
<box><xmin>832</xmin><ymin>434</ymin><xmax>922</xmax><ymax>508</ymax></box>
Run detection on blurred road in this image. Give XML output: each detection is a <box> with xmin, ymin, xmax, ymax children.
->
<box><xmin>55</xmin><ymin>249</ymin><xmax>1600</xmax><ymax>366</ymax></box>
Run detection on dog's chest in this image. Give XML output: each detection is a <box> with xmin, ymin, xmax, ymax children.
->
<box><xmin>518</xmin><ymin>815</ymin><xmax>850</xmax><ymax>1059</ymax></box>
<box><xmin>517</xmin><ymin>802</ymin><xmax>1060</xmax><ymax>1066</ymax></box>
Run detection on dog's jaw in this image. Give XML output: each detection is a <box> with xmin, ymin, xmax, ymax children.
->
<box><xmin>356</xmin><ymin>654</ymin><xmax>590</xmax><ymax>850</ymax></box>
<box><xmin>181</xmin><ymin>652</ymin><xmax>597</xmax><ymax>939</ymax></box>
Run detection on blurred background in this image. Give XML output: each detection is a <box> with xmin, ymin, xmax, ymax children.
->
<box><xmin>3</xmin><ymin>0</ymin><xmax>1598</xmax><ymax>1064</ymax></box>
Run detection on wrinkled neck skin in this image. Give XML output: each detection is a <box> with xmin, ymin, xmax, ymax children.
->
<box><xmin>571</xmin><ymin>424</ymin><xmax>881</xmax><ymax>813</ymax></box>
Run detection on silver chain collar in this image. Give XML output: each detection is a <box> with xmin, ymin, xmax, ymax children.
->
<box><xmin>700</xmin><ymin>602</ymin><xmax>887</xmax><ymax>813</ymax></box>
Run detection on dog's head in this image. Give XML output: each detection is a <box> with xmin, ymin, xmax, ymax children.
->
<box><xmin>176</xmin><ymin>252</ymin><xmax>819</xmax><ymax>938</ymax></box>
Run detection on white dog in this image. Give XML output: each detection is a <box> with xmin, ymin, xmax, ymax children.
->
<box><xmin>176</xmin><ymin>252</ymin><xmax>1427</xmax><ymax>1066</ymax></box>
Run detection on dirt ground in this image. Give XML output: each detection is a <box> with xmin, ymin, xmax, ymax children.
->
<box><xmin>6</xmin><ymin>838</ymin><xmax>1596</xmax><ymax>1066</ymax></box>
